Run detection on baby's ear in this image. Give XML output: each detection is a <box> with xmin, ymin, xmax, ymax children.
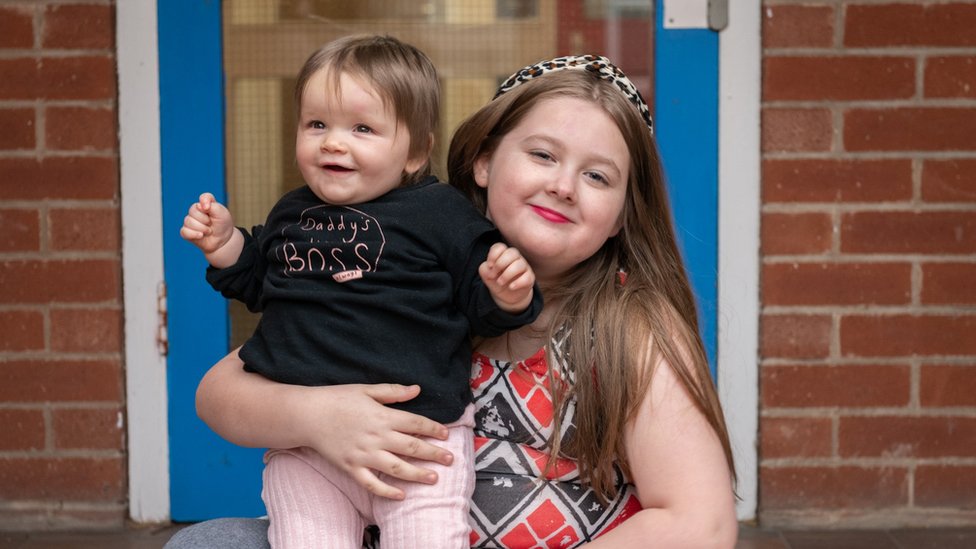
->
<box><xmin>404</xmin><ymin>155</ymin><xmax>427</xmax><ymax>175</ymax></box>
<box><xmin>404</xmin><ymin>132</ymin><xmax>434</xmax><ymax>174</ymax></box>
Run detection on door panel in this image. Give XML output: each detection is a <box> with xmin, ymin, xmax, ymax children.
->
<box><xmin>654</xmin><ymin>16</ymin><xmax>719</xmax><ymax>368</ymax></box>
<box><xmin>160</xmin><ymin>0</ymin><xmax>716</xmax><ymax>518</ymax></box>
<box><xmin>158</xmin><ymin>0</ymin><xmax>267</xmax><ymax>521</ymax></box>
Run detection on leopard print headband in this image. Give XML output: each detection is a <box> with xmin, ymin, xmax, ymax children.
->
<box><xmin>493</xmin><ymin>54</ymin><xmax>654</xmax><ymax>135</ymax></box>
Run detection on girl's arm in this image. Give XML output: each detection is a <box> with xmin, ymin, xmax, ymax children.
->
<box><xmin>584</xmin><ymin>354</ymin><xmax>738</xmax><ymax>549</ymax></box>
<box><xmin>195</xmin><ymin>348</ymin><xmax>456</xmax><ymax>500</ymax></box>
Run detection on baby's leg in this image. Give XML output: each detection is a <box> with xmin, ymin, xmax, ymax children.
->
<box><xmin>373</xmin><ymin>405</ymin><xmax>475</xmax><ymax>549</ymax></box>
<box><xmin>263</xmin><ymin>448</ymin><xmax>370</xmax><ymax>548</ymax></box>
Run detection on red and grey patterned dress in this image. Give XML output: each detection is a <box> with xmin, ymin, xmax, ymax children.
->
<box><xmin>468</xmin><ymin>332</ymin><xmax>642</xmax><ymax>548</ymax></box>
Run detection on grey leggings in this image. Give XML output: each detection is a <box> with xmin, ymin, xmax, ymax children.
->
<box><xmin>165</xmin><ymin>518</ymin><xmax>270</xmax><ymax>549</ymax></box>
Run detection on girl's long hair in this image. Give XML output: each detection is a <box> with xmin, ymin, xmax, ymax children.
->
<box><xmin>448</xmin><ymin>70</ymin><xmax>735</xmax><ymax>501</ymax></box>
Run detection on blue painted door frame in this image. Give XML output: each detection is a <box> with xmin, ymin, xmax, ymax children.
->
<box><xmin>158</xmin><ymin>0</ymin><xmax>718</xmax><ymax>519</ymax></box>
<box><xmin>654</xmin><ymin>10</ymin><xmax>719</xmax><ymax>369</ymax></box>
<box><xmin>158</xmin><ymin>1</ymin><xmax>266</xmax><ymax>521</ymax></box>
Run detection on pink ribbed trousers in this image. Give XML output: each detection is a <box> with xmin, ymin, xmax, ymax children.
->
<box><xmin>262</xmin><ymin>404</ymin><xmax>474</xmax><ymax>548</ymax></box>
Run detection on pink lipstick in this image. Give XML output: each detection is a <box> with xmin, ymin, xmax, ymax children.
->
<box><xmin>531</xmin><ymin>205</ymin><xmax>569</xmax><ymax>223</ymax></box>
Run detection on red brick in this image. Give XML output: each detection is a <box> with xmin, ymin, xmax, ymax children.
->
<box><xmin>0</xmin><ymin>107</ymin><xmax>35</xmax><ymax>149</ymax></box>
<box><xmin>763</xmin><ymin>159</ymin><xmax>913</xmax><ymax>203</ymax></box>
<box><xmin>760</xmin><ymin>466</ymin><xmax>908</xmax><ymax>509</ymax></box>
<box><xmin>0</xmin><ymin>309</ymin><xmax>44</xmax><ymax>352</ymax></box>
<box><xmin>53</xmin><ymin>407</ymin><xmax>124</xmax><ymax>450</ymax></box>
<box><xmin>921</xmin><ymin>364</ymin><xmax>976</xmax><ymax>407</ymax></box>
<box><xmin>762</xmin><ymin>108</ymin><xmax>833</xmax><ymax>152</ymax></box>
<box><xmin>764</xmin><ymin>56</ymin><xmax>914</xmax><ymax>101</ymax></box>
<box><xmin>0</xmin><ymin>6</ymin><xmax>34</xmax><ymax>47</ymax></box>
<box><xmin>45</xmin><ymin>106</ymin><xmax>117</xmax><ymax>151</ymax></box>
<box><xmin>762</xmin><ymin>5</ymin><xmax>834</xmax><ymax>49</ymax></box>
<box><xmin>923</xmin><ymin>263</ymin><xmax>976</xmax><ymax>305</ymax></box>
<box><xmin>38</xmin><ymin>56</ymin><xmax>115</xmax><ymax>101</ymax></box>
<box><xmin>761</xmin><ymin>213</ymin><xmax>832</xmax><ymax>255</ymax></box>
<box><xmin>43</xmin><ymin>4</ymin><xmax>114</xmax><ymax>50</ymax></box>
<box><xmin>762</xmin><ymin>364</ymin><xmax>910</xmax><ymax>408</ymax></box>
<box><xmin>841</xmin><ymin>211</ymin><xmax>976</xmax><ymax>255</ymax></box>
<box><xmin>841</xmin><ymin>315</ymin><xmax>976</xmax><ymax>357</ymax></box>
<box><xmin>839</xmin><ymin>416</ymin><xmax>976</xmax><ymax>458</ymax></box>
<box><xmin>49</xmin><ymin>207</ymin><xmax>120</xmax><ymax>251</ymax></box>
<box><xmin>50</xmin><ymin>307</ymin><xmax>122</xmax><ymax>353</ymax></box>
<box><xmin>760</xmin><ymin>416</ymin><xmax>832</xmax><ymax>459</ymax></box>
<box><xmin>0</xmin><ymin>359</ymin><xmax>122</xmax><ymax>402</ymax></box>
<box><xmin>761</xmin><ymin>314</ymin><xmax>832</xmax><ymax>360</ymax></box>
<box><xmin>0</xmin><ymin>259</ymin><xmax>121</xmax><ymax>303</ymax></box>
<box><xmin>763</xmin><ymin>263</ymin><xmax>911</xmax><ymax>306</ymax></box>
<box><xmin>0</xmin><ymin>457</ymin><xmax>124</xmax><ymax>501</ymax></box>
<box><xmin>0</xmin><ymin>409</ymin><xmax>45</xmax><ymax>451</ymax></box>
<box><xmin>922</xmin><ymin>159</ymin><xmax>976</xmax><ymax>202</ymax></box>
<box><xmin>0</xmin><ymin>57</ymin><xmax>41</xmax><ymax>100</ymax></box>
<box><xmin>846</xmin><ymin>4</ymin><xmax>976</xmax><ymax>48</ymax></box>
<box><xmin>845</xmin><ymin>108</ymin><xmax>976</xmax><ymax>152</ymax></box>
<box><xmin>925</xmin><ymin>56</ymin><xmax>976</xmax><ymax>99</ymax></box>
<box><xmin>0</xmin><ymin>157</ymin><xmax>118</xmax><ymax>200</ymax></box>
<box><xmin>916</xmin><ymin>465</ymin><xmax>976</xmax><ymax>509</ymax></box>
<box><xmin>0</xmin><ymin>208</ymin><xmax>40</xmax><ymax>251</ymax></box>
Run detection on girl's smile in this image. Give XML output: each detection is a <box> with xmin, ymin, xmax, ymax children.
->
<box><xmin>530</xmin><ymin>204</ymin><xmax>570</xmax><ymax>223</ymax></box>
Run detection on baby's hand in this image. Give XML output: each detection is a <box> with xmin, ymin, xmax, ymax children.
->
<box><xmin>179</xmin><ymin>193</ymin><xmax>236</xmax><ymax>255</ymax></box>
<box><xmin>479</xmin><ymin>243</ymin><xmax>535</xmax><ymax>313</ymax></box>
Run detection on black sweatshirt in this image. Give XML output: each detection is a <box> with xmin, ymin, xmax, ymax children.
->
<box><xmin>206</xmin><ymin>177</ymin><xmax>542</xmax><ymax>423</ymax></box>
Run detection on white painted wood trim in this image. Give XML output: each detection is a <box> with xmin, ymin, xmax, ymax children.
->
<box><xmin>118</xmin><ymin>0</ymin><xmax>170</xmax><ymax>523</ymax></box>
<box><xmin>717</xmin><ymin>0</ymin><xmax>761</xmax><ymax>521</ymax></box>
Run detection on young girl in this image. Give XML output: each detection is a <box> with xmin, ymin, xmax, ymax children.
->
<box><xmin>179</xmin><ymin>35</ymin><xmax>540</xmax><ymax>548</ymax></box>
<box><xmin>168</xmin><ymin>55</ymin><xmax>738</xmax><ymax>548</ymax></box>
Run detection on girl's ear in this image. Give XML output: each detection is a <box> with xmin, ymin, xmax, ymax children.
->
<box><xmin>473</xmin><ymin>154</ymin><xmax>490</xmax><ymax>189</ymax></box>
<box><xmin>609</xmin><ymin>210</ymin><xmax>624</xmax><ymax>237</ymax></box>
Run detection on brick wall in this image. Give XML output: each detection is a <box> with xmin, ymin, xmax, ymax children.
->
<box><xmin>760</xmin><ymin>1</ymin><xmax>976</xmax><ymax>527</ymax></box>
<box><xmin>1</xmin><ymin>0</ymin><xmax>974</xmax><ymax>533</ymax></box>
<box><xmin>0</xmin><ymin>1</ymin><xmax>125</xmax><ymax>530</ymax></box>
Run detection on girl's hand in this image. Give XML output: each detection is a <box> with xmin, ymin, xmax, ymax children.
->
<box><xmin>195</xmin><ymin>351</ymin><xmax>454</xmax><ymax>500</ymax></box>
<box><xmin>298</xmin><ymin>383</ymin><xmax>456</xmax><ymax>499</ymax></box>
